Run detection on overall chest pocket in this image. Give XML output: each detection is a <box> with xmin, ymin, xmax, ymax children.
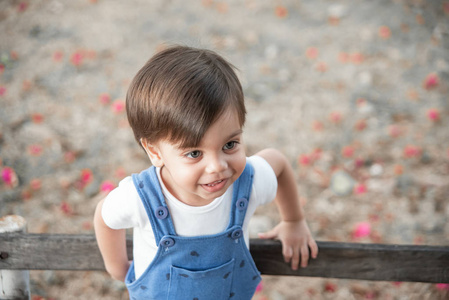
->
<box><xmin>167</xmin><ymin>258</ymin><xmax>235</xmax><ymax>300</ymax></box>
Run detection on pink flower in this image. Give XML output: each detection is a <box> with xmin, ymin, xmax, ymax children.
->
<box><xmin>22</xmin><ymin>189</ymin><xmax>32</xmax><ymax>201</ymax></box>
<box><xmin>354</xmin><ymin>183</ymin><xmax>367</xmax><ymax>194</ymax></box>
<box><xmin>2</xmin><ymin>167</ymin><xmax>18</xmax><ymax>187</ymax></box>
<box><xmin>255</xmin><ymin>281</ymin><xmax>263</xmax><ymax>293</ymax></box>
<box><xmin>403</xmin><ymin>145</ymin><xmax>421</xmax><ymax>158</ymax></box>
<box><xmin>350</xmin><ymin>52</ymin><xmax>364</xmax><ymax>64</ymax></box>
<box><xmin>306</xmin><ymin>47</ymin><xmax>319</xmax><ymax>60</ymax></box>
<box><xmin>423</xmin><ymin>73</ymin><xmax>439</xmax><ymax>90</ymax></box>
<box><xmin>0</xmin><ymin>86</ymin><xmax>6</xmax><ymax>96</ymax></box>
<box><xmin>60</xmin><ymin>201</ymin><xmax>73</xmax><ymax>215</ymax></box>
<box><xmin>70</xmin><ymin>51</ymin><xmax>84</xmax><ymax>66</ymax></box>
<box><xmin>112</xmin><ymin>100</ymin><xmax>125</xmax><ymax>114</ymax></box>
<box><xmin>353</xmin><ymin>222</ymin><xmax>371</xmax><ymax>238</ymax></box>
<box><xmin>324</xmin><ymin>282</ymin><xmax>337</xmax><ymax>293</ymax></box>
<box><xmin>427</xmin><ymin>108</ymin><xmax>440</xmax><ymax>121</ymax></box>
<box><xmin>378</xmin><ymin>26</ymin><xmax>391</xmax><ymax>39</ymax></box>
<box><xmin>80</xmin><ymin>169</ymin><xmax>93</xmax><ymax>185</ymax></box>
<box><xmin>1</xmin><ymin>167</ymin><xmax>13</xmax><ymax>183</ymax></box>
<box><xmin>354</xmin><ymin>158</ymin><xmax>364</xmax><ymax>168</ymax></box>
<box><xmin>53</xmin><ymin>51</ymin><xmax>63</xmax><ymax>62</ymax></box>
<box><xmin>298</xmin><ymin>154</ymin><xmax>311</xmax><ymax>166</ymax></box>
<box><xmin>388</xmin><ymin>125</ymin><xmax>402</xmax><ymax>138</ymax></box>
<box><xmin>356</xmin><ymin>98</ymin><xmax>367</xmax><ymax>107</ymax></box>
<box><xmin>31</xmin><ymin>113</ymin><xmax>44</xmax><ymax>124</ymax></box>
<box><xmin>329</xmin><ymin>111</ymin><xmax>343</xmax><ymax>124</ymax></box>
<box><xmin>342</xmin><ymin>145</ymin><xmax>355</xmax><ymax>158</ymax></box>
<box><xmin>28</xmin><ymin>144</ymin><xmax>43</xmax><ymax>156</ymax></box>
<box><xmin>74</xmin><ymin>168</ymin><xmax>93</xmax><ymax>191</ymax></box>
<box><xmin>30</xmin><ymin>179</ymin><xmax>41</xmax><ymax>190</ymax></box>
<box><xmin>394</xmin><ymin>164</ymin><xmax>404</xmax><ymax>175</ymax></box>
<box><xmin>82</xmin><ymin>221</ymin><xmax>93</xmax><ymax>230</ymax></box>
<box><xmin>64</xmin><ymin>151</ymin><xmax>76</xmax><ymax>163</ymax></box>
<box><xmin>99</xmin><ymin>93</ymin><xmax>111</xmax><ymax>105</ymax></box>
<box><xmin>115</xmin><ymin>167</ymin><xmax>126</xmax><ymax>179</ymax></box>
<box><xmin>10</xmin><ymin>51</ymin><xmax>19</xmax><ymax>60</ymax></box>
<box><xmin>275</xmin><ymin>6</ymin><xmax>288</xmax><ymax>18</ymax></box>
<box><xmin>354</xmin><ymin>119</ymin><xmax>367</xmax><ymax>131</ymax></box>
<box><xmin>100</xmin><ymin>181</ymin><xmax>115</xmax><ymax>193</ymax></box>
<box><xmin>312</xmin><ymin>120</ymin><xmax>324</xmax><ymax>131</ymax></box>
<box><xmin>18</xmin><ymin>2</ymin><xmax>28</xmax><ymax>12</ymax></box>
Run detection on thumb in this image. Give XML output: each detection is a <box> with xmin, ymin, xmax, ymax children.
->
<box><xmin>258</xmin><ymin>228</ymin><xmax>278</xmax><ymax>240</ymax></box>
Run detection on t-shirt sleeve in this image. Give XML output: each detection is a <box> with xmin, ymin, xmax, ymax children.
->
<box><xmin>101</xmin><ymin>176</ymin><xmax>147</xmax><ymax>230</ymax></box>
<box><xmin>247</xmin><ymin>155</ymin><xmax>278</xmax><ymax>206</ymax></box>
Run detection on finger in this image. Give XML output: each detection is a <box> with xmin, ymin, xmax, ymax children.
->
<box><xmin>258</xmin><ymin>229</ymin><xmax>277</xmax><ymax>240</ymax></box>
<box><xmin>290</xmin><ymin>247</ymin><xmax>300</xmax><ymax>271</ymax></box>
<box><xmin>300</xmin><ymin>245</ymin><xmax>310</xmax><ymax>268</ymax></box>
<box><xmin>309</xmin><ymin>240</ymin><xmax>319</xmax><ymax>259</ymax></box>
<box><xmin>282</xmin><ymin>246</ymin><xmax>293</xmax><ymax>264</ymax></box>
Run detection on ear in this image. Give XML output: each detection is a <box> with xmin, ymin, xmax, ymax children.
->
<box><xmin>140</xmin><ymin>139</ymin><xmax>164</xmax><ymax>167</ymax></box>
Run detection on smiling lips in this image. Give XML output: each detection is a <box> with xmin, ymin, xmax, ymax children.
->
<box><xmin>206</xmin><ymin>179</ymin><xmax>223</xmax><ymax>187</ymax></box>
<box><xmin>201</xmin><ymin>178</ymin><xmax>228</xmax><ymax>193</ymax></box>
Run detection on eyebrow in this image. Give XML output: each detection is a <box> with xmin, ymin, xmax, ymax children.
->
<box><xmin>176</xmin><ymin>129</ymin><xmax>243</xmax><ymax>151</ymax></box>
<box><xmin>227</xmin><ymin>129</ymin><xmax>243</xmax><ymax>140</ymax></box>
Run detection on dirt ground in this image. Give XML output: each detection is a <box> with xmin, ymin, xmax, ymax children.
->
<box><xmin>1</xmin><ymin>0</ymin><xmax>449</xmax><ymax>299</ymax></box>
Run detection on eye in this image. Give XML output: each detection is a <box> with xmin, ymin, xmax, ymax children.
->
<box><xmin>223</xmin><ymin>141</ymin><xmax>237</xmax><ymax>150</ymax></box>
<box><xmin>186</xmin><ymin>150</ymin><xmax>202</xmax><ymax>159</ymax></box>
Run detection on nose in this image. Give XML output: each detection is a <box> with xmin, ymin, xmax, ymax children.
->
<box><xmin>205</xmin><ymin>153</ymin><xmax>228</xmax><ymax>174</ymax></box>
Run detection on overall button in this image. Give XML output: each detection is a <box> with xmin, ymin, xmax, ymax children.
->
<box><xmin>160</xmin><ymin>237</ymin><xmax>175</xmax><ymax>248</ymax></box>
<box><xmin>231</xmin><ymin>229</ymin><xmax>243</xmax><ymax>240</ymax></box>
<box><xmin>155</xmin><ymin>206</ymin><xmax>168</xmax><ymax>219</ymax></box>
<box><xmin>138</xmin><ymin>182</ymin><xmax>144</xmax><ymax>189</ymax></box>
<box><xmin>236</xmin><ymin>198</ymin><xmax>248</xmax><ymax>210</ymax></box>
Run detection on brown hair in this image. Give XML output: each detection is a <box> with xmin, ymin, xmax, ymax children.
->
<box><xmin>126</xmin><ymin>45</ymin><xmax>246</xmax><ymax>149</ymax></box>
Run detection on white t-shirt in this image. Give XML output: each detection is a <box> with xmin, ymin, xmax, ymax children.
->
<box><xmin>102</xmin><ymin>155</ymin><xmax>277</xmax><ymax>279</ymax></box>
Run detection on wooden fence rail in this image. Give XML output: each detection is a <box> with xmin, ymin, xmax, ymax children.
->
<box><xmin>1</xmin><ymin>233</ymin><xmax>448</xmax><ymax>283</ymax></box>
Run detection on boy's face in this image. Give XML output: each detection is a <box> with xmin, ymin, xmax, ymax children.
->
<box><xmin>144</xmin><ymin>108</ymin><xmax>246</xmax><ymax>206</ymax></box>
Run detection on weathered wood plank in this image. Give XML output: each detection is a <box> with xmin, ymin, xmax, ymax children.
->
<box><xmin>1</xmin><ymin>233</ymin><xmax>448</xmax><ymax>283</ymax></box>
<box><xmin>250</xmin><ymin>239</ymin><xmax>449</xmax><ymax>283</ymax></box>
<box><xmin>0</xmin><ymin>216</ymin><xmax>30</xmax><ymax>300</ymax></box>
<box><xmin>0</xmin><ymin>234</ymin><xmax>132</xmax><ymax>271</ymax></box>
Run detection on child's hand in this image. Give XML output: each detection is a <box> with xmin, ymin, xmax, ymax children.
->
<box><xmin>258</xmin><ymin>219</ymin><xmax>318</xmax><ymax>270</ymax></box>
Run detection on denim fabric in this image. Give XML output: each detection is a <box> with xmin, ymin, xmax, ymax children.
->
<box><xmin>125</xmin><ymin>163</ymin><xmax>261</xmax><ymax>300</ymax></box>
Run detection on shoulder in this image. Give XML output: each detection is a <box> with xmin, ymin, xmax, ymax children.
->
<box><xmin>102</xmin><ymin>176</ymin><xmax>144</xmax><ymax>229</ymax></box>
<box><xmin>106</xmin><ymin>176</ymin><xmax>139</xmax><ymax>202</ymax></box>
<box><xmin>246</xmin><ymin>155</ymin><xmax>278</xmax><ymax>205</ymax></box>
<box><xmin>247</xmin><ymin>155</ymin><xmax>277</xmax><ymax>180</ymax></box>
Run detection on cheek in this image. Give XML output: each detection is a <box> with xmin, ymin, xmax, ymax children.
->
<box><xmin>171</xmin><ymin>165</ymin><xmax>202</xmax><ymax>185</ymax></box>
<box><xmin>233</xmin><ymin>151</ymin><xmax>247</xmax><ymax>176</ymax></box>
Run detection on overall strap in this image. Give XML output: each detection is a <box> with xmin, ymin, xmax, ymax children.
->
<box><xmin>229</xmin><ymin>162</ymin><xmax>254</xmax><ymax>228</ymax></box>
<box><xmin>132</xmin><ymin>166</ymin><xmax>176</xmax><ymax>244</ymax></box>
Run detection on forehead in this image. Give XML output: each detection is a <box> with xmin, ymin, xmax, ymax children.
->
<box><xmin>178</xmin><ymin>108</ymin><xmax>243</xmax><ymax>150</ymax></box>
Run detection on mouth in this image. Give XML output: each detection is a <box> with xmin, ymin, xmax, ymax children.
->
<box><xmin>205</xmin><ymin>179</ymin><xmax>224</xmax><ymax>187</ymax></box>
<box><xmin>201</xmin><ymin>178</ymin><xmax>228</xmax><ymax>193</ymax></box>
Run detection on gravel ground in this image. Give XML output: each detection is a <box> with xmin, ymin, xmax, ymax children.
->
<box><xmin>1</xmin><ymin>0</ymin><xmax>449</xmax><ymax>299</ymax></box>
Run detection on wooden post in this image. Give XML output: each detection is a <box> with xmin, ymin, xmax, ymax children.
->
<box><xmin>0</xmin><ymin>216</ymin><xmax>30</xmax><ymax>300</ymax></box>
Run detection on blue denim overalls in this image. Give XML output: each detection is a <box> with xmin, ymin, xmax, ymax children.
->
<box><xmin>125</xmin><ymin>163</ymin><xmax>262</xmax><ymax>300</ymax></box>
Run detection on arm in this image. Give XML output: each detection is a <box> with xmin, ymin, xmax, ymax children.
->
<box><xmin>255</xmin><ymin>148</ymin><xmax>318</xmax><ymax>270</ymax></box>
<box><xmin>94</xmin><ymin>198</ymin><xmax>130</xmax><ymax>281</ymax></box>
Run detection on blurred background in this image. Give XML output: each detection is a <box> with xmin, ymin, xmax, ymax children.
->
<box><xmin>1</xmin><ymin>0</ymin><xmax>448</xmax><ymax>299</ymax></box>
